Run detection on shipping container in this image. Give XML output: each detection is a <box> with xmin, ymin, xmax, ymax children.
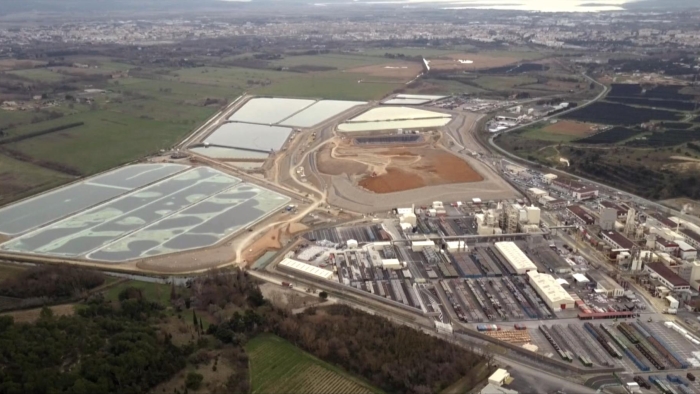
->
<box><xmin>514</xmin><ymin>324</ymin><xmax>527</xmax><ymax>330</ymax></box>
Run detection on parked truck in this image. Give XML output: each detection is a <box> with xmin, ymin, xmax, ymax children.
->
<box><xmin>281</xmin><ymin>282</ymin><xmax>294</xmax><ymax>288</ymax></box>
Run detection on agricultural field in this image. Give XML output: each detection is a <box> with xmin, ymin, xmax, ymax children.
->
<box><xmin>0</xmin><ymin>152</ymin><xmax>73</xmax><ymax>205</ymax></box>
<box><xmin>576</xmin><ymin>127</ymin><xmax>645</xmax><ymax>144</ymax></box>
<box><xmin>103</xmin><ymin>280</ymin><xmax>174</xmax><ymax>306</ymax></box>
<box><xmin>254</xmin><ymin>71</ymin><xmax>404</xmax><ymax>101</ymax></box>
<box><xmin>473</xmin><ymin>75</ymin><xmax>538</xmax><ymax>91</ymax></box>
<box><xmin>269</xmin><ymin>53</ymin><xmax>393</xmax><ymax>70</ymax></box>
<box><xmin>246</xmin><ymin>334</ymin><xmax>380</xmax><ymax>394</ymax></box>
<box><xmin>606</xmin><ymin>97</ymin><xmax>697</xmax><ymax>111</ymax></box>
<box><xmin>561</xmin><ymin>102</ymin><xmax>682</xmax><ymax>124</ymax></box>
<box><xmin>7</xmin><ymin>68</ymin><xmax>68</xmax><ymax>83</ymax></box>
<box><xmin>0</xmin><ymin>263</ymin><xmax>26</xmax><ymax>282</ymax></box>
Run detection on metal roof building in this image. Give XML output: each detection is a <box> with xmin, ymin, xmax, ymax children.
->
<box><xmin>527</xmin><ymin>270</ymin><xmax>575</xmax><ymax>311</ymax></box>
<box><xmin>278</xmin><ymin>258</ymin><xmax>334</xmax><ymax>280</ymax></box>
<box><xmin>494</xmin><ymin>241</ymin><xmax>537</xmax><ymax>274</ymax></box>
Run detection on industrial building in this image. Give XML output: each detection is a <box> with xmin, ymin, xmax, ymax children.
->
<box><xmin>586</xmin><ymin>270</ymin><xmax>624</xmax><ymax>298</ymax></box>
<box><xmin>487</xmin><ymin>369</ymin><xmax>510</xmax><ymax>387</ymax></box>
<box><xmin>677</xmin><ymin>241</ymin><xmax>697</xmax><ymax>260</ymax></box>
<box><xmin>527</xmin><ymin>187</ymin><xmax>548</xmax><ymax>200</ymax></box>
<box><xmin>494</xmin><ymin>241</ymin><xmax>537</xmax><ymax>274</ymax></box>
<box><xmin>551</xmin><ymin>179</ymin><xmax>599</xmax><ymax>201</ymax></box>
<box><xmin>278</xmin><ymin>258</ymin><xmax>334</xmax><ymax>280</ymax></box>
<box><xmin>599</xmin><ymin>200</ymin><xmax>627</xmax><ymax>218</ymax></box>
<box><xmin>600</xmin><ymin>230</ymin><xmax>635</xmax><ymax>250</ymax></box>
<box><xmin>526</xmin><ymin>270</ymin><xmax>575</xmax><ymax>311</ymax></box>
<box><xmin>681</xmin><ymin>228</ymin><xmax>700</xmax><ymax>249</ymax></box>
<box><xmin>567</xmin><ymin>205</ymin><xmax>595</xmax><ymax>226</ymax></box>
<box><xmin>647</xmin><ymin>212</ymin><xmax>678</xmax><ymax>229</ymax></box>
<box><xmin>537</xmin><ymin>247</ymin><xmax>572</xmax><ymax>274</ymax></box>
<box><xmin>539</xmin><ymin>196</ymin><xmax>567</xmax><ymax>210</ymax></box>
<box><xmin>644</xmin><ymin>262</ymin><xmax>691</xmax><ymax>291</ymax></box>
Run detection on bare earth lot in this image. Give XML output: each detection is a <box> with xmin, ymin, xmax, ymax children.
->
<box><xmin>318</xmin><ymin>139</ymin><xmax>482</xmax><ymax>193</ymax></box>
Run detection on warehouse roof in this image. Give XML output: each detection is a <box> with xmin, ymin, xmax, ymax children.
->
<box><xmin>681</xmin><ymin>229</ymin><xmax>700</xmax><ymax>244</ymax></box>
<box><xmin>494</xmin><ymin>241</ymin><xmax>537</xmax><ymax>272</ymax></box>
<box><xmin>646</xmin><ymin>262</ymin><xmax>689</xmax><ymax>287</ymax></box>
<box><xmin>279</xmin><ymin>258</ymin><xmax>333</xmax><ymax>280</ymax></box>
<box><xmin>572</xmin><ymin>273</ymin><xmax>590</xmax><ymax>283</ymax></box>
<box><xmin>567</xmin><ymin>205</ymin><xmax>595</xmax><ymax>224</ymax></box>
<box><xmin>554</xmin><ymin>179</ymin><xmax>597</xmax><ymax>192</ymax></box>
<box><xmin>601</xmin><ymin>231</ymin><xmax>635</xmax><ymax>250</ymax></box>
<box><xmin>655</xmin><ymin>237</ymin><xmax>678</xmax><ymax>248</ymax></box>
<box><xmin>600</xmin><ymin>200</ymin><xmax>626</xmax><ymax>216</ymax></box>
<box><xmin>528</xmin><ymin>187</ymin><xmax>548</xmax><ymax>196</ymax></box>
<box><xmin>527</xmin><ymin>271</ymin><xmax>575</xmax><ymax>304</ymax></box>
<box><xmin>676</xmin><ymin>240</ymin><xmax>696</xmax><ymax>252</ymax></box>
<box><xmin>649</xmin><ymin>212</ymin><xmax>677</xmax><ymax>228</ymax></box>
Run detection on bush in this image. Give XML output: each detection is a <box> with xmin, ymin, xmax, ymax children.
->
<box><xmin>185</xmin><ymin>372</ymin><xmax>204</xmax><ymax>390</ymax></box>
<box><xmin>319</xmin><ymin>291</ymin><xmax>328</xmax><ymax>300</ymax></box>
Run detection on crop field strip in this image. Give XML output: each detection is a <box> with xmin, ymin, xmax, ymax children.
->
<box><xmin>562</xmin><ymin>102</ymin><xmax>682</xmax><ymax>125</ymax></box>
<box><xmin>246</xmin><ymin>334</ymin><xmax>379</xmax><ymax>394</ymax></box>
<box><xmin>575</xmin><ymin>127</ymin><xmax>645</xmax><ymax>144</ymax></box>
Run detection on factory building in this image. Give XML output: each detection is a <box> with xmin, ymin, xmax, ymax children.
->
<box><xmin>680</xmin><ymin>228</ymin><xmax>700</xmax><ymax>249</ymax></box>
<box><xmin>527</xmin><ymin>187</ymin><xmax>548</xmax><ymax>200</ymax></box>
<box><xmin>653</xmin><ymin>237</ymin><xmax>679</xmax><ymax>254</ymax></box>
<box><xmin>647</xmin><ymin>212</ymin><xmax>678</xmax><ymax>229</ymax></box>
<box><xmin>567</xmin><ymin>205</ymin><xmax>595</xmax><ymax>226</ymax></box>
<box><xmin>412</xmin><ymin>240</ymin><xmax>435</xmax><ymax>252</ymax></box>
<box><xmin>526</xmin><ymin>270</ymin><xmax>575</xmax><ymax>311</ymax></box>
<box><xmin>644</xmin><ymin>262</ymin><xmax>690</xmax><ymax>291</ymax></box>
<box><xmin>600</xmin><ymin>230</ymin><xmax>635</xmax><ymax>250</ymax></box>
<box><xmin>599</xmin><ymin>200</ymin><xmax>627</xmax><ymax>218</ymax></box>
<box><xmin>586</xmin><ymin>271</ymin><xmax>624</xmax><ymax>298</ymax></box>
<box><xmin>494</xmin><ymin>241</ymin><xmax>537</xmax><ymax>274</ymax></box>
<box><xmin>539</xmin><ymin>196</ymin><xmax>567</xmax><ymax>210</ymax></box>
<box><xmin>552</xmin><ymin>179</ymin><xmax>599</xmax><ymax>201</ymax></box>
<box><xmin>278</xmin><ymin>258</ymin><xmax>334</xmax><ymax>280</ymax></box>
<box><xmin>678</xmin><ymin>260</ymin><xmax>700</xmax><ymax>291</ymax></box>
<box><xmin>677</xmin><ymin>241</ymin><xmax>697</xmax><ymax>261</ymax></box>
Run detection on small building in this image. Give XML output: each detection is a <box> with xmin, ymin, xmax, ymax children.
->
<box><xmin>527</xmin><ymin>270</ymin><xmax>575</xmax><ymax>311</ymax></box>
<box><xmin>347</xmin><ymin>239</ymin><xmax>359</xmax><ymax>249</ymax></box>
<box><xmin>382</xmin><ymin>259</ymin><xmax>403</xmax><ymax>270</ymax></box>
<box><xmin>525</xmin><ymin>206</ymin><xmax>541</xmax><ymax>224</ymax></box>
<box><xmin>412</xmin><ymin>240</ymin><xmax>435</xmax><ymax>252</ymax></box>
<box><xmin>645</xmin><ymin>262</ymin><xmax>690</xmax><ymax>291</ymax></box>
<box><xmin>539</xmin><ymin>196</ymin><xmax>567</xmax><ymax>210</ymax></box>
<box><xmin>527</xmin><ymin>187</ymin><xmax>548</xmax><ymax>199</ymax></box>
<box><xmin>399</xmin><ymin>212</ymin><xmax>417</xmax><ymax>227</ymax></box>
<box><xmin>494</xmin><ymin>241</ymin><xmax>537</xmax><ymax>274</ymax></box>
<box><xmin>600</xmin><ymin>231</ymin><xmax>635</xmax><ymax>250</ymax></box>
<box><xmin>666</xmin><ymin>295</ymin><xmax>679</xmax><ymax>309</ymax></box>
<box><xmin>542</xmin><ymin>173</ymin><xmax>558</xmax><ymax>184</ymax></box>
<box><xmin>446</xmin><ymin>240</ymin><xmax>467</xmax><ymax>252</ymax></box>
<box><xmin>654</xmin><ymin>237</ymin><xmax>679</xmax><ymax>253</ymax></box>
<box><xmin>676</xmin><ymin>240</ymin><xmax>697</xmax><ymax>261</ymax></box>
<box><xmin>488</xmin><ymin>369</ymin><xmax>510</xmax><ymax>387</ymax></box>
<box><xmin>572</xmin><ymin>273</ymin><xmax>590</xmax><ymax>284</ymax></box>
<box><xmin>567</xmin><ymin>205</ymin><xmax>595</xmax><ymax>226</ymax></box>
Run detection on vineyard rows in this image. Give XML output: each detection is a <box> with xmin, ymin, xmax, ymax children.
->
<box><xmin>247</xmin><ymin>335</ymin><xmax>379</xmax><ymax>394</ymax></box>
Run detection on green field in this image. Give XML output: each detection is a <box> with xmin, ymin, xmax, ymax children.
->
<box><xmin>246</xmin><ymin>334</ymin><xmax>381</xmax><ymax>394</ymax></box>
<box><xmin>254</xmin><ymin>71</ymin><xmax>402</xmax><ymax>100</ymax></box>
<box><xmin>5</xmin><ymin>110</ymin><xmax>192</xmax><ymax>175</ymax></box>
<box><xmin>270</xmin><ymin>54</ymin><xmax>391</xmax><ymax>69</ymax></box>
<box><xmin>359</xmin><ymin>47</ymin><xmax>462</xmax><ymax>57</ymax></box>
<box><xmin>166</xmin><ymin>66</ymin><xmax>295</xmax><ymax>87</ymax></box>
<box><xmin>475</xmin><ymin>75</ymin><xmax>538</xmax><ymax>91</ymax></box>
<box><xmin>104</xmin><ymin>280</ymin><xmax>173</xmax><ymax>306</ymax></box>
<box><xmin>0</xmin><ymin>153</ymin><xmax>73</xmax><ymax>204</ymax></box>
<box><xmin>7</xmin><ymin>68</ymin><xmax>67</xmax><ymax>82</ymax></box>
<box><xmin>520</xmin><ymin>126</ymin><xmax>580</xmax><ymax>142</ymax></box>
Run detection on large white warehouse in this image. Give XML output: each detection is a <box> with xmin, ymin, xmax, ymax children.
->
<box><xmin>278</xmin><ymin>258</ymin><xmax>334</xmax><ymax>280</ymax></box>
<box><xmin>494</xmin><ymin>241</ymin><xmax>537</xmax><ymax>274</ymax></box>
<box><xmin>527</xmin><ymin>271</ymin><xmax>575</xmax><ymax>311</ymax></box>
